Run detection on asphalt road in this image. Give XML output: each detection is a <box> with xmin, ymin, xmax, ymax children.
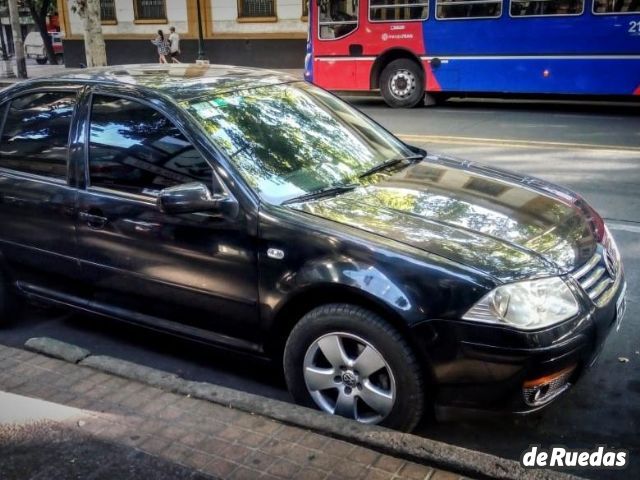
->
<box><xmin>1</xmin><ymin>98</ymin><xmax>638</xmax><ymax>479</ymax></box>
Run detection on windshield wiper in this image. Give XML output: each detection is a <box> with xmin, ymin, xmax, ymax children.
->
<box><xmin>282</xmin><ymin>183</ymin><xmax>358</xmax><ymax>205</ymax></box>
<box><xmin>358</xmin><ymin>154</ymin><xmax>424</xmax><ymax>179</ymax></box>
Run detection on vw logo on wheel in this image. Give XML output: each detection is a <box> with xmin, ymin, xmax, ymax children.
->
<box><xmin>342</xmin><ymin>371</ymin><xmax>357</xmax><ymax>387</ymax></box>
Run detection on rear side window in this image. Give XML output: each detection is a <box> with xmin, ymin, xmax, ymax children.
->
<box><xmin>88</xmin><ymin>95</ymin><xmax>213</xmax><ymax>195</ymax></box>
<box><xmin>0</xmin><ymin>92</ymin><xmax>76</xmax><ymax>179</ymax></box>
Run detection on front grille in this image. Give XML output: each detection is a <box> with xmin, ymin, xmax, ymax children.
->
<box><xmin>523</xmin><ymin>369</ymin><xmax>573</xmax><ymax>407</ymax></box>
<box><xmin>572</xmin><ymin>240</ymin><xmax>621</xmax><ymax>308</ymax></box>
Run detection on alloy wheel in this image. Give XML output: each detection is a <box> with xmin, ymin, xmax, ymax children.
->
<box><xmin>302</xmin><ymin>332</ymin><xmax>396</xmax><ymax>423</ymax></box>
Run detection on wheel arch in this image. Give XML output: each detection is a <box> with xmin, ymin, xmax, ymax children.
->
<box><xmin>370</xmin><ymin>48</ymin><xmax>425</xmax><ymax>90</ymax></box>
<box><xmin>265</xmin><ymin>283</ymin><xmax>422</xmax><ymax>363</ymax></box>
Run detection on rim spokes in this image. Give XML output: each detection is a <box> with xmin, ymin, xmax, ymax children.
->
<box><xmin>317</xmin><ymin>334</ymin><xmax>350</xmax><ymax>369</ymax></box>
<box><xmin>359</xmin><ymin>380</ymin><xmax>394</xmax><ymax>417</ymax></box>
<box><xmin>334</xmin><ymin>390</ymin><xmax>357</xmax><ymax>418</ymax></box>
<box><xmin>303</xmin><ymin>332</ymin><xmax>396</xmax><ymax>424</ymax></box>
<box><xmin>353</xmin><ymin>345</ymin><xmax>386</xmax><ymax>378</ymax></box>
<box><xmin>304</xmin><ymin>366</ymin><xmax>336</xmax><ymax>391</ymax></box>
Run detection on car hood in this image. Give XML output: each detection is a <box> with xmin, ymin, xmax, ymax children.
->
<box><xmin>292</xmin><ymin>155</ymin><xmax>597</xmax><ymax>282</ymax></box>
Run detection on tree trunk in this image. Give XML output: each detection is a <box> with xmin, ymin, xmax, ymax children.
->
<box><xmin>82</xmin><ymin>0</ymin><xmax>107</xmax><ymax>67</ymax></box>
<box><xmin>7</xmin><ymin>0</ymin><xmax>27</xmax><ymax>78</ymax></box>
<box><xmin>28</xmin><ymin>1</ymin><xmax>57</xmax><ymax>65</ymax></box>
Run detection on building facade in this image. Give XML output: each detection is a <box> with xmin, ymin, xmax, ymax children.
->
<box><xmin>58</xmin><ymin>0</ymin><xmax>308</xmax><ymax>68</ymax></box>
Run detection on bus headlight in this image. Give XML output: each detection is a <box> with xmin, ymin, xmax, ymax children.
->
<box><xmin>462</xmin><ymin>277</ymin><xmax>579</xmax><ymax>330</ymax></box>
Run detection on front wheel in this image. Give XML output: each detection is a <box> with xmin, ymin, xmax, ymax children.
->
<box><xmin>380</xmin><ymin>59</ymin><xmax>425</xmax><ymax>108</ymax></box>
<box><xmin>283</xmin><ymin>304</ymin><xmax>425</xmax><ymax>432</ymax></box>
<box><xmin>36</xmin><ymin>57</ymin><xmax>47</xmax><ymax>65</ymax></box>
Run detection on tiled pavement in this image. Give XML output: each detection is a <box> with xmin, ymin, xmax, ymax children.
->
<box><xmin>0</xmin><ymin>344</ymin><xmax>467</xmax><ymax>480</ymax></box>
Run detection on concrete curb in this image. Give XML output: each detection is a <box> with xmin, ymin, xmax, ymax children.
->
<box><xmin>26</xmin><ymin>337</ymin><xmax>580</xmax><ymax>480</ymax></box>
<box><xmin>24</xmin><ymin>337</ymin><xmax>90</xmax><ymax>364</ymax></box>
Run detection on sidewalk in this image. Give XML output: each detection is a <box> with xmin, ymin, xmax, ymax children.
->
<box><xmin>0</xmin><ymin>344</ymin><xmax>462</xmax><ymax>480</ymax></box>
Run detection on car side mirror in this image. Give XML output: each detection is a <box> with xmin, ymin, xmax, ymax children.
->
<box><xmin>157</xmin><ymin>182</ymin><xmax>239</xmax><ymax>218</ymax></box>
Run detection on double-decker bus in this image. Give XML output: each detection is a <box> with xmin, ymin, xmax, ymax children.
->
<box><xmin>304</xmin><ymin>0</ymin><xmax>640</xmax><ymax>107</ymax></box>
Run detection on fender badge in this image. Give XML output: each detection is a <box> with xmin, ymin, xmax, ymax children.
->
<box><xmin>267</xmin><ymin>248</ymin><xmax>285</xmax><ymax>260</ymax></box>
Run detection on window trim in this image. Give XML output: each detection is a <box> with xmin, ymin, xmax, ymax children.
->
<box><xmin>509</xmin><ymin>0</ymin><xmax>585</xmax><ymax>18</ymax></box>
<box><xmin>133</xmin><ymin>0</ymin><xmax>168</xmax><ymax>24</ymax></box>
<box><xmin>435</xmin><ymin>0</ymin><xmax>503</xmax><ymax>20</ymax></box>
<box><xmin>237</xmin><ymin>0</ymin><xmax>278</xmax><ymax>22</ymax></box>
<box><xmin>85</xmin><ymin>91</ymin><xmax>226</xmax><ymax>200</ymax></box>
<box><xmin>100</xmin><ymin>0</ymin><xmax>118</xmax><ymax>24</ymax></box>
<box><xmin>592</xmin><ymin>0</ymin><xmax>640</xmax><ymax>15</ymax></box>
<box><xmin>317</xmin><ymin>1</ymin><xmax>360</xmax><ymax>41</ymax></box>
<box><xmin>0</xmin><ymin>88</ymin><xmax>80</xmax><ymax>185</ymax></box>
<box><xmin>368</xmin><ymin>1</ymin><xmax>430</xmax><ymax>23</ymax></box>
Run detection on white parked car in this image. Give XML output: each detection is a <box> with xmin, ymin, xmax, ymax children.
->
<box><xmin>24</xmin><ymin>31</ymin><xmax>64</xmax><ymax>65</ymax></box>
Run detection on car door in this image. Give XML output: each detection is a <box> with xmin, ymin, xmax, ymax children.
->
<box><xmin>75</xmin><ymin>92</ymin><xmax>261</xmax><ymax>349</ymax></box>
<box><xmin>0</xmin><ymin>88</ymin><xmax>82</xmax><ymax>296</ymax></box>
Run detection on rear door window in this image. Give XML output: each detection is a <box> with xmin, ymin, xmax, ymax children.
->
<box><xmin>0</xmin><ymin>91</ymin><xmax>76</xmax><ymax>179</ymax></box>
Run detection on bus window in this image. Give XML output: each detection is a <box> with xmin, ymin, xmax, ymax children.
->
<box><xmin>370</xmin><ymin>0</ymin><xmax>429</xmax><ymax>21</ymax></box>
<box><xmin>593</xmin><ymin>0</ymin><xmax>640</xmax><ymax>13</ymax></box>
<box><xmin>510</xmin><ymin>0</ymin><xmax>584</xmax><ymax>16</ymax></box>
<box><xmin>436</xmin><ymin>0</ymin><xmax>502</xmax><ymax>19</ymax></box>
<box><xmin>319</xmin><ymin>0</ymin><xmax>359</xmax><ymax>39</ymax></box>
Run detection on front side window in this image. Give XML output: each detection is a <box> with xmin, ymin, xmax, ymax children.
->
<box><xmin>319</xmin><ymin>0</ymin><xmax>359</xmax><ymax>39</ymax></box>
<box><xmin>594</xmin><ymin>0</ymin><xmax>640</xmax><ymax>13</ymax></box>
<box><xmin>238</xmin><ymin>0</ymin><xmax>276</xmax><ymax>18</ymax></box>
<box><xmin>89</xmin><ymin>96</ymin><xmax>212</xmax><ymax>195</ymax></box>
<box><xmin>370</xmin><ymin>0</ymin><xmax>429</xmax><ymax>21</ymax></box>
<box><xmin>436</xmin><ymin>0</ymin><xmax>502</xmax><ymax>18</ymax></box>
<box><xmin>0</xmin><ymin>91</ymin><xmax>76</xmax><ymax>179</ymax></box>
<box><xmin>511</xmin><ymin>0</ymin><xmax>584</xmax><ymax>16</ymax></box>
<box><xmin>186</xmin><ymin>82</ymin><xmax>415</xmax><ymax>205</ymax></box>
<box><xmin>134</xmin><ymin>0</ymin><xmax>166</xmax><ymax>21</ymax></box>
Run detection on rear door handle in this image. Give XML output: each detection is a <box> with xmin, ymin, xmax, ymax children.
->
<box><xmin>79</xmin><ymin>210</ymin><xmax>108</xmax><ymax>229</ymax></box>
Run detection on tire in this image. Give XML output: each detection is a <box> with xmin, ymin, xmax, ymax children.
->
<box><xmin>284</xmin><ymin>304</ymin><xmax>425</xmax><ymax>432</ymax></box>
<box><xmin>380</xmin><ymin>59</ymin><xmax>425</xmax><ymax>108</ymax></box>
<box><xmin>55</xmin><ymin>54</ymin><xmax>64</xmax><ymax>65</ymax></box>
<box><xmin>36</xmin><ymin>58</ymin><xmax>47</xmax><ymax>65</ymax></box>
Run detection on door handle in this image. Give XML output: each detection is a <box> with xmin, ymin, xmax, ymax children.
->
<box><xmin>79</xmin><ymin>210</ymin><xmax>108</xmax><ymax>229</ymax></box>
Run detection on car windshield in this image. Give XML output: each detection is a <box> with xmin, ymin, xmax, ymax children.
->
<box><xmin>185</xmin><ymin>82</ymin><xmax>414</xmax><ymax>204</ymax></box>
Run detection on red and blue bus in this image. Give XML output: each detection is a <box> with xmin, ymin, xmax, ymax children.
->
<box><xmin>304</xmin><ymin>0</ymin><xmax>640</xmax><ymax>107</ymax></box>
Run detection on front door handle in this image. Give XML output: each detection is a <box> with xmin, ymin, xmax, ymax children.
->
<box><xmin>79</xmin><ymin>210</ymin><xmax>108</xmax><ymax>229</ymax></box>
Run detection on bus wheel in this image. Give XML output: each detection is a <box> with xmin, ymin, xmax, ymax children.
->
<box><xmin>380</xmin><ymin>59</ymin><xmax>424</xmax><ymax>108</ymax></box>
<box><xmin>36</xmin><ymin>58</ymin><xmax>47</xmax><ymax>65</ymax></box>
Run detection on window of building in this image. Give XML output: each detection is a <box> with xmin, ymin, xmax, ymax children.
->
<box><xmin>370</xmin><ymin>0</ymin><xmax>429</xmax><ymax>22</ymax></box>
<box><xmin>511</xmin><ymin>0</ymin><xmax>584</xmax><ymax>16</ymax></box>
<box><xmin>319</xmin><ymin>0</ymin><xmax>359</xmax><ymax>39</ymax></box>
<box><xmin>303</xmin><ymin>0</ymin><xmax>309</xmax><ymax>18</ymax></box>
<box><xmin>89</xmin><ymin>96</ymin><xmax>213</xmax><ymax>196</ymax></box>
<box><xmin>100</xmin><ymin>0</ymin><xmax>117</xmax><ymax>23</ymax></box>
<box><xmin>436</xmin><ymin>0</ymin><xmax>502</xmax><ymax>18</ymax></box>
<box><xmin>134</xmin><ymin>0</ymin><xmax>167</xmax><ymax>21</ymax></box>
<box><xmin>0</xmin><ymin>92</ymin><xmax>76</xmax><ymax>179</ymax></box>
<box><xmin>238</xmin><ymin>0</ymin><xmax>277</xmax><ymax>19</ymax></box>
<box><xmin>593</xmin><ymin>0</ymin><xmax>640</xmax><ymax>13</ymax></box>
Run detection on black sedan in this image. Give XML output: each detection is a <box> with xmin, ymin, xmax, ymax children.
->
<box><xmin>0</xmin><ymin>64</ymin><xmax>626</xmax><ymax>431</ymax></box>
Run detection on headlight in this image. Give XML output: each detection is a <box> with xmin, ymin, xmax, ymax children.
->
<box><xmin>462</xmin><ymin>277</ymin><xmax>579</xmax><ymax>330</ymax></box>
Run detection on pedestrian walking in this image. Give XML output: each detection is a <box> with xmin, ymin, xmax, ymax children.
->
<box><xmin>168</xmin><ymin>26</ymin><xmax>181</xmax><ymax>64</ymax></box>
<box><xmin>151</xmin><ymin>30</ymin><xmax>170</xmax><ymax>64</ymax></box>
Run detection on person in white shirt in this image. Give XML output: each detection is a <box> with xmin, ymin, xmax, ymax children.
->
<box><xmin>168</xmin><ymin>27</ymin><xmax>181</xmax><ymax>63</ymax></box>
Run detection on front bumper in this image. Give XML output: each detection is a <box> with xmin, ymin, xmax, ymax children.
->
<box><xmin>412</xmin><ymin>272</ymin><xmax>626</xmax><ymax>414</ymax></box>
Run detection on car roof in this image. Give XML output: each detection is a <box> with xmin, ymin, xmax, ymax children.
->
<box><xmin>19</xmin><ymin>63</ymin><xmax>299</xmax><ymax>102</ymax></box>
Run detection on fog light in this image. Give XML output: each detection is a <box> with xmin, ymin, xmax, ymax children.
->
<box><xmin>522</xmin><ymin>365</ymin><xmax>576</xmax><ymax>407</ymax></box>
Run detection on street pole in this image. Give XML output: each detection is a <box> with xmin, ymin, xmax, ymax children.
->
<box><xmin>8</xmin><ymin>0</ymin><xmax>26</xmax><ymax>78</ymax></box>
<box><xmin>196</xmin><ymin>0</ymin><xmax>206</xmax><ymax>62</ymax></box>
<box><xmin>0</xmin><ymin>22</ymin><xmax>15</xmax><ymax>79</ymax></box>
